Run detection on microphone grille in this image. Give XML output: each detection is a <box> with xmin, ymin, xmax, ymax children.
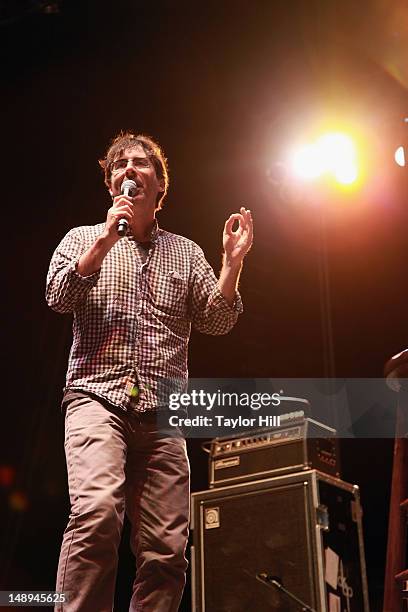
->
<box><xmin>121</xmin><ymin>179</ymin><xmax>138</xmax><ymax>196</ymax></box>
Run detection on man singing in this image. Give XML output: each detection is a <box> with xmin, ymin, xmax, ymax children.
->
<box><xmin>46</xmin><ymin>132</ymin><xmax>253</xmax><ymax>611</ymax></box>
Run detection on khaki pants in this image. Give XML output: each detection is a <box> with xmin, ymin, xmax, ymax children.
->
<box><xmin>55</xmin><ymin>392</ymin><xmax>190</xmax><ymax>612</ymax></box>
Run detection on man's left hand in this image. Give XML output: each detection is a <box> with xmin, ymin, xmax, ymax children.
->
<box><xmin>223</xmin><ymin>207</ymin><xmax>253</xmax><ymax>265</ymax></box>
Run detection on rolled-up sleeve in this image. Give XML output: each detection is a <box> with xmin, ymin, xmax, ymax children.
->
<box><xmin>190</xmin><ymin>245</ymin><xmax>243</xmax><ymax>335</ymax></box>
<box><xmin>46</xmin><ymin>228</ymin><xmax>100</xmax><ymax>313</ymax></box>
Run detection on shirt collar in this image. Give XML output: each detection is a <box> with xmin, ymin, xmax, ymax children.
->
<box><xmin>150</xmin><ymin>218</ymin><xmax>160</xmax><ymax>243</ymax></box>
<box><xmin>127</xmin><ymin>218</ymin><xmax>160</xmax><ymax>244</ymax></box>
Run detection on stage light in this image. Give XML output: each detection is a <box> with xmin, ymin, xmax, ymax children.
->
<box><xmin>395</xmin><ymin>145</ymin><xmax>405</xmax><ymax>167</ymax></box>
<box><xmin>289</xmin><ymin>131</ymin><xmax>358</xmax><ymax>185</ymax></box>
<box><xmin>9</xmin><ymin>491</ymin><xmax>29</xmax><ymax>512</ymax></box>
<box><xmin>0</xmin><ymin>465</ymin><xmax>16</xmax><ymax>487</ymax></box>
<box><xmin>334</xmin><ymin>165</ymin><xmax>358</xmax><ymax>185</ymax></box>
<box><xmin>290</xmin><ymin>144</ymin><xmax>323</xmax><ymax>180</ymax></box>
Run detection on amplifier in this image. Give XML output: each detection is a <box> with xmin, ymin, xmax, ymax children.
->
<box><xmin>208</xmin><ymin>415</ymin><xmax>340</xmax><ymax>487</ymax></box>
<box><xmin>191</xmin><ymin>470</ymin><xmax>370</xmax><ymax>612</ymax></box>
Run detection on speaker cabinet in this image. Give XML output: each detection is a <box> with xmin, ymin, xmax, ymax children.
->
<box><xmin>191</xmin><ymin>470</ymin><xmax>369</xmax><ymax>611</ymax></box>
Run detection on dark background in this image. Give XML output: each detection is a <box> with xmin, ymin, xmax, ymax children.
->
<box><xmin>1</xmin><ymin>1</ymin><xmax>408</xmax><ymax>610</ymax></box>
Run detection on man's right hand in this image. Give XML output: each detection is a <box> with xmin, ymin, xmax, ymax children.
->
<box><xmin>103</xmin><ymin>195</ymin><xmax>134</xmax><ymax>241</ymax></box>
<box><xmin>76</xmin><ymin>196</ymin><xmax>134</xmax><ymax>277</ymax></box>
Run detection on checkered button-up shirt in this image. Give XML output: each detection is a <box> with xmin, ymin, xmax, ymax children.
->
<box><xmin>46</xmin><ymin>221</ymin><xmax>242</xmax><ymax>412</ymax></box>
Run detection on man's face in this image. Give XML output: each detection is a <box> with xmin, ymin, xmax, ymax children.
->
<box><xmin>109</xmin><ymin>145</ymin><xmax>164</xmax><ymax>212</ymax></box>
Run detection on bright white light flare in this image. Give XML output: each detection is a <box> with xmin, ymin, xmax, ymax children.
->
<box><xmin>395</xmin><ymin>146</ymin><xmax>405</xmax><ymax>167</ymax></box>
<box><xmin>289</xmin><ymin>132</ymin><xmax>358</xmax><ymax>184</ymax></box>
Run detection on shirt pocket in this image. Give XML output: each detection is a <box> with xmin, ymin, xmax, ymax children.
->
<box><xmin>149</xmin><ymin>270</ymin><xmax>189</xmax><ymax>317</ymax></box>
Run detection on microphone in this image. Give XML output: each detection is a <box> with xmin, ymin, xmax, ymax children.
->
<box><xmin>256</xmin><ymin>573</ymin><xmax>282</xmax><ymax>587</ymax></box>
<box><xmin>256</xmin><ymin>572</ymin><xmax>316</xmax><ymax>612</ymax></box>
<box><xmin>117</xmin><ymin>179</ymin><xmax>137</xmax><ymax>236</ymax></box>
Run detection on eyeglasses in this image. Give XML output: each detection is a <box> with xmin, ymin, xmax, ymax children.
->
<box><xmin>111</xmin><ymin>157</ymin><xmax>151</xmax><ymax>173</ymax></box>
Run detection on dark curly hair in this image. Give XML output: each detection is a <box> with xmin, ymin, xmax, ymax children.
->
<box><xmin>99</xmin><ymin>131</ymin><xmax>169</xmax><ymax>209</ymax></box>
